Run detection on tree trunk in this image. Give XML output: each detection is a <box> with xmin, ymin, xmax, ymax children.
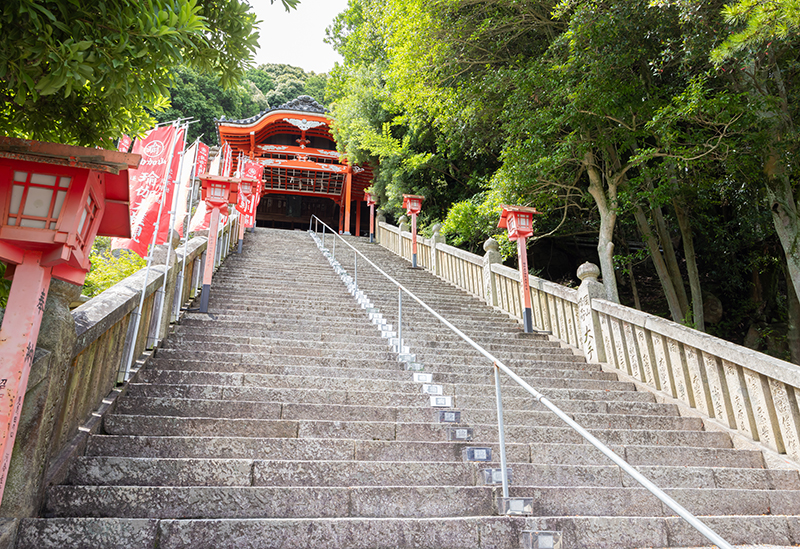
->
<box><xmin>785</xmin><ymin>262</ymin><xmax>800</xmax><ymax>365</ymax></box>
<box><xmin>653</xmin><ymin>204</ymin><xmax>690</xmax><ymax>316</ymax></box>
<box><xmin>673</xmin><ymin>199</ymin><xmax>704</xmax><ymax>331</ymax></box>
<box><xmin>634</xmin><ymin>204</ymin><xmax>685</xmax><ymax>322</ymax></box>
<box><xmin>583</xmin><ymin>151</ymin><xmax>620</xmax><ymax>303</ymax></box>
<box><xmin>765</xmin><ymin>173</ymin><xmax>800</xmax><ymax>325</ymax></box>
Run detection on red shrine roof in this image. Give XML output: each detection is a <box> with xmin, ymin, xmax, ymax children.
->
<box><xmin>215</xmin><ymin>96</ymin><xmax>373</xmax><ymax>203</ymax></box>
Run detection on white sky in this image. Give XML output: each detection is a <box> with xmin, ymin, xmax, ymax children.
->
<box><xmin>252</xmin><ymin>0</ymin><xmax>351</xmax><ymax>74</ymax></box>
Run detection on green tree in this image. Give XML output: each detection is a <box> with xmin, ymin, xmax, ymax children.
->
<box><xmin>0</xmin><ymin>0</ymin><xmax>298</xmax><ymax>146</ymax></box>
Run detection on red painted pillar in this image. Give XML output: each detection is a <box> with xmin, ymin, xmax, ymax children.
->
<box><xmin>517</xmin><ymin>237</ymin><xmax>533</xmax><ymax>332</ymax></box>
<box><xmin>0</xmin><ymin>251</ymin><xmax>52</xmax><ymax>502</ymax></box>
<box><xmin>343</xmin><ymin>170</ymin><xmax>353</xmax><ymax>235</ymax></box>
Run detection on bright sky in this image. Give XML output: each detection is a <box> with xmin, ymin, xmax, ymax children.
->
<box><xmin>252</xmin><ymin>0</ymin><xmax>351</xmax><ymax>74</ymax></box>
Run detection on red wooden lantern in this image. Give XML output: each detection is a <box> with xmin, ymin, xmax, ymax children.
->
<box><xmin>402</xmin><ymin>194</ymin><xmax>424</xmax><ymax>216</ymax></box>
<box><xmin>498</xmin><ymin>205</ymin><xmax>542</xmax><ymax>333</ymax></box>
<box><xmin>497</xmin><ymin>205</ymin><xmax>540</xmax><ymax>241</ymax></box>
<box><xmin>0</xmin><ymin>137</ymin><xmax>138</xmax><ymax>504</ymax></box>
<box><xmin>197</xmin><ymin>174</ymin><xmax>239</xmax><ymax>312</ymax></box>
<box><xmin>200</xmin><ymin>175</ymin><xmax>239</xmax><ymax>208</ymax></box>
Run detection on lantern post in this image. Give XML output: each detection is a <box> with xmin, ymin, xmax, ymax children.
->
<box><xmin>197</xmin><ymin>175</ymin><xmax>239</xmax><ymax>313</ymax></box>
<box><xmin>0</xmin><ymin>137</ymin><xmax>137</xmax><ymax>503</ymax></box>
<box><xmin>498</xmin><ymin>205</ymin><xmax>542</xmax><ymax>333</ymax></box>
<box><xmin>402</xmin><ymin>194</ymin><xmax>424</xmax><ymax>268</ymax></box>
<box><xmin>365</xmin><ymin>190</ymin><xmax>376</xmax><ymax>243</ymax></box>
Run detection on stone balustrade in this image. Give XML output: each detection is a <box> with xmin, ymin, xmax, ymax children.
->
<box><xmin>377</xmin><ymin>220</ymin><xmax>800</xmax><ymax>463</ymax></box>
<box><xmin>0</xmin><ymin>215</ymin><xmax>240</xmax><ymax>518</ymax></box>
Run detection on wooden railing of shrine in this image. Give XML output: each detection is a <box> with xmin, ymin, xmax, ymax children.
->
<box><xmin>377</xmin><ymin>220</ymin><xmax>800</xmax><ymax>464</ymax></box>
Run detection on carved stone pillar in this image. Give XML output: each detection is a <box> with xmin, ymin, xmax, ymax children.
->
<box><xmin>430</xmin><ymin>223</ymin><xmax>445</xmax><ymax>276</ymax></box>
<box><xmin>577</xmin><ymin>262</ymin><xmax>607</xmax><ymax>363</ymax></box>
<box><xmin>483</xmin><ymin>237</ymin><xmax>502</xmax><ymax>307</ymax></box>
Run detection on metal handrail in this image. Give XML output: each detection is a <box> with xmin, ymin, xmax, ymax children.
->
<box><xmin>309</xmin><ymin>215</ymin><xmax>733</xmax><ymax>549</ymax></box>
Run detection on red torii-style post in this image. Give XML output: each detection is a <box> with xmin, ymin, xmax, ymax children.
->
<box><xmin>343</xmin><ymin>165</ymin><xmax>353</xmax><ymax>235</ymax></box>
<box><xmin>0</xmin><ymin>137</ymin><xmax>137</xmax><ymax>503</ymax></box>
<box><xmin>498</xmin><ymin>205</ymin><xmax>542</xmax><ymax>333</ymax></box>
<box><xmin>197</xmin><ymin>174</ymin><xmax>239</xmax><ymax>313</ymax></box>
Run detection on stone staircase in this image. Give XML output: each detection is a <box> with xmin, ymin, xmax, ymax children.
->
<box><xmin>13</xmin><ymin>228</ymin><xmax>800</xmax><ymax>548</ymax></box>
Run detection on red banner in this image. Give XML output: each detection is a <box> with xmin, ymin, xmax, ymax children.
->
<box><xmin>189</xmin><ymin>201</ymin><xmax>228</xmax><ymax>232</ymax></box>
<box><xmin>220</xmin><ymin>142</ymin><xmax>233</xmax><ymax>176</ymax></box>
<box><xmin>196</xmin><ymin>142</ymin><xmax>209</xmax><ymax>176</ymax></box>
<box><xmin>111</xmin><ymin>125</ymin><xmax>184</xmax><ymax>257</ymax></box>
<box><xmin>236</xmin><ymin>161</ymin><xmax>263</xmax><ymax>216</ymax></box>
<box><xmin>117</xmin><ymin>135</ymin><xmax>132</xmax><ymax>153</ymax></box>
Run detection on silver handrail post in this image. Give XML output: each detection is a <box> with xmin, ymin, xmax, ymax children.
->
<box><xmin>354</xmin><ymin>250</ymin><xmax>358</xmax><ymax>290</ymax></box>
<box><xmin>493</xmin><ymin>362</ymin><xmax>509</xmax><ymax>499</ymax></box>
<box><xmin>322</xmin><ymin>223</ymin><xmax>326</xmax><ymax>249</ymax></box>
<box><xmin>333</xmin><ymin>230</ymin><xmax>337</xmax><ymax>260</ymax></box>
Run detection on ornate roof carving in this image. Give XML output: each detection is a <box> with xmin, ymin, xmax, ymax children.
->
<box><xmin>216</xmin><ymin>95</ymin><xmax>328</xmax><ymax>126</ymax></box>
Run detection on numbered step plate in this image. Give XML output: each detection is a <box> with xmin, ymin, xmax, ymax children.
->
<box><xmin>430</xmin><ymin>395</ymin><xmax>453</xmax><ymax>408</ymax></box>
<box><xmin>447</xmin><ymin>427</ymin><xmax>473</xmax><ymax>441</ymax></box>
<box><xmin>521</xmin><ymin>531</ymin><xmax>562</xmax><ymax>549</ymax></box>
<box><xmin>413</xmin><ymin>372</ymin><xmax>433</xmax><ymax>383</ymax></box>
<box><xmin>497</xmin><ymin>497</ymin><xmax>534</xmax><ymax>516</ymax></box>
<box><xmin>481</xmin><ymin>467</ymin><xmax>513</xmax><ymax>485</ymax></box>
<box><xmin>437</xmin><ymin>410</ymin><xmax>461</xmax><ymax>423</ymax></box>
<box><xmin>421</xmin><ymin>384</ymin><xmax>443</xmax><ymax>395</ymax></box>
<box><xmin>405</xmin><ymin>362</ymin><xmax>425</xmax><ymax>372</ymax></box>
<box><xmin>462</xmin><ymin>447</ymin><xmax>492</xmax><ymax>462</ymax></box>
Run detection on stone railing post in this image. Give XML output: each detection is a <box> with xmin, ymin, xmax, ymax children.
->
<box><xmin>376</xmin><ymin>210</ymin><xmax>386</xmax><ymax>244</ymax></box>
<box><xmin>398</xmin><ymin>215</ymin><xmax>409</xmax><ymax>233</ymax></box>
<box><xmin>146</xmin><ymin>229</ymin><xmax>180</xmax><ymax>348</ymax></box>
<box><xmin>483</xmin><ymin>237</ymin><xmax>502</xmax><ymax>308</ymax></box>
<box><xmin>577</xmin><ymin>262</ymin><xmax>607</xmax><ymax>363</ymax></box>
<box><xmin>398</xmin><ymin>216</ymin><xmax>410</xmax><ymax>259</ymax></box>
<box><xmin>430</xmin><ymin>223</ymin><xmax>444</xmax><ymax>276</ymax></box>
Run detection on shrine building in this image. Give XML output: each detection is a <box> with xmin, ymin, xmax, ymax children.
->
<box><xmin>215</xmin><ymin>96</ymin><xmax>374</xmax><ymax>234</ymax></box>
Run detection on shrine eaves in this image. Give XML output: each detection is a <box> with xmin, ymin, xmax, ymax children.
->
<box><xmin>215</xmin><ymin>95</ymin><xmax>374</xmax><ymax>235</ymax></box>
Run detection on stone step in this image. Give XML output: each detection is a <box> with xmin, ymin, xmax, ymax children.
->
<box><xmin>123</xmin><ymin>383</ymin><xmax>657</xmax><ymax>408</ymax></box>
<box><xmin>149</xmin><ymin>355</ymin><xmax>595</xmax><ymax>374</ymax></box>
<box><xmin>67</xmin><ymin>457</ymin><xmax>799</xmax><ymax>490</ymax></box>
<box><xmin>141</xmin><ymin>362</ymin><xmax>619</xmax><ymax>384</ymax></box>
<box><xmin>15</xmin><ymin>516</ymin><xmax>528</xmax><ymax>549</ymax></box>
<box><xmin>134</xmin><ymin>370</ymin><xmax>636</xmax><ymax>394</ymax></box>
<box><xmin>44</xmin><ymin>485</ymin><xmax>499</xmax><ymax>519</ymax></box>
<box><xmin>527</xmin><ymin>515</ymin><xmax>800</xmax><ymax>549</ymax></box>
<box><xmin>84</xmin><ymin>435</ymin><xmax>764</xmax><ymax>468</ymax></box>
<box><xmin>114</xmin><ymin>396</ymin><xmax>681</xmax><ymax>421</ymax></box>
<box><xmin>101</xmin><ymin>414</ymin><xmax>732</xmax><ymax>448</ymax></box>
<box><xmin>43</xmin><ymin>484</ymin><xmax>800</xmax><ymax>520</ymax></box>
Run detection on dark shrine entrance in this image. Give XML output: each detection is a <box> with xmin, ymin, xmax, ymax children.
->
<box><xmin>216</xmin><ymin>96</ymin><xmax>374</xmax><ymax>235</ymax></box>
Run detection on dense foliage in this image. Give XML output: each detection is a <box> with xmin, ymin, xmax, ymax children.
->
<box><xmin>0</xmin><ymin>0</ymin><xmax>298</xmax><ymax>145</ymax></box>
<box><xmin>327</xmin><ymin>0</ymin><xmax>800</xmax><ymax>360</ymax></box>
<box><xmin>158</xmin><ymin>63</ymin><xmax>328</xmax><ymax>144</ymax></box>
